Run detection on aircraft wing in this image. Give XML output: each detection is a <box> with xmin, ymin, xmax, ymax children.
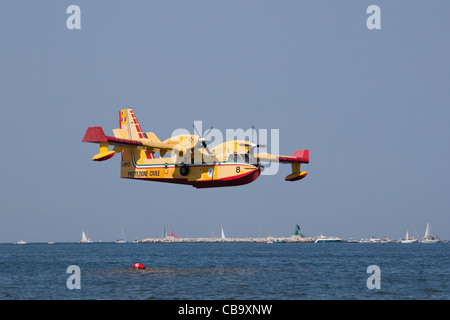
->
<box><xmin>254</xmin><ymin>149</ymin><xmax>309</xmax><ymax>164</ymax></box>
<box><xmin>254</xmin><ymin>149</ymin><xmax>309</xmax><ymax>182</ymax></box>
<box><xmin>82</xmin><ymin>126</ymin><xmax>179</xmax><ymax>161</ymax></box>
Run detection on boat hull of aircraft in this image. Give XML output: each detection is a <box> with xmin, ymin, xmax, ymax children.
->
<box><xmin>121</xmin><ymin>150</ymin><xmax>261</xmax><ymax>188</ymax></box>
<box><xmin>123</xmin><ymin>163</ymin><xmax>261</xmax><ymax>188</ymax></box>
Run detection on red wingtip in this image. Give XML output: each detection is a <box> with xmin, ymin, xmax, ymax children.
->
<box><xmin>82</xmin><ymin>127</ymin><xmax>107</xmax><ymax>143</ymax></box>
<box><xmin>292</xmin><ymin>149</ymin><xmax>309</xmax><ymax>163</ymax></box>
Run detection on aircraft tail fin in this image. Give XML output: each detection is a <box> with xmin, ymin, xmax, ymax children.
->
<box><xmin>119</xmin><ymin>108</ymin><xmax>145</xmax><ymax>139</ymax></box>
<box><xmin>119</xmin><ymin>108</ymin><xmax>161</xmax><ymax>159</ymax></box>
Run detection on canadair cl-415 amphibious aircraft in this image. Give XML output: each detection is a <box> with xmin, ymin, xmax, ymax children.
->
<box><xmin>82</xmin><ymin>109</ymin><xmax>309</xmax><ymax>188</ymax></box>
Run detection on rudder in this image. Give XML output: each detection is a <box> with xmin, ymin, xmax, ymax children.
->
<box><xmin>119</xmin><ymin>109</ymin><xmax>145</xmax><ymax>139</ymax></box>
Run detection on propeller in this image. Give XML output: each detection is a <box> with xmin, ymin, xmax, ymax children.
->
<box><xmin>193</xmin><ymin>124</ymin><xmax>214</xmax><ymax>156</ymax></box>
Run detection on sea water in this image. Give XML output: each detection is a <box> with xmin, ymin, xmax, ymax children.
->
<box><xmin>0</xmin><ymin>242</ymin><xmax>448</xmax><ymax>300</ymax></box>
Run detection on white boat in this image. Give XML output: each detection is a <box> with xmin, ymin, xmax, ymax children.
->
<box><xmin>315</xmin><ymin>235</ymin><xmax>343</xmax><ymax>243</ymax></box>
<box><xmin>115</xmin><ymin>227</ymin><xmax>127</xmax><ymax>243</ymax></box>
<box><xmin>80</xmin><ymin>231</ymin><xmax>93</xmax><ymax>243</ymax></box>
<box><xmin>16</xmin><ymin>240</ymin><xmax>27</xmax><ymax>245</ymax></box>
<box><xmin>419</xmin><ymin>222</ymin><xmax>441</xmax><ymax>243</ymax></box>
<box><xmin>221</xmin><ymin>225</ymin><xmax>226</xmax><ymax>240</ymax></box>
<box><xmin>379</xmin><ymin>237</ymin><xmax>395</xmax><ymax>243</ymax></box>
<box><xmin>399</xmin><ymin>230</ymin><xmax>418</xmax><ymax>243</ymax></box>
<box><xmin>266</xmin><ymin>229</ymin><xmax>274</xmax><ymax>243</ymax></box>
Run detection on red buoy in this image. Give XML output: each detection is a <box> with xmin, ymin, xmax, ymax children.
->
<box><xmin>133</xmin><ymin>263</ymin><xmax>145</xmax><ymax>269</ymax></box>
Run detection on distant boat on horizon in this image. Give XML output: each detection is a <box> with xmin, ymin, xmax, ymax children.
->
<box><xmin>115</xmin><ymin>227</ymin><xmax>127</xmax><ymax>243</ymax></box>
<box><xmin>399</xmin><ymin>230</ymin><xmax>418</xmax><ymax>243</ymax></box>
<box><xmin>16</xmin><ymin>240</ymin><xmax>27</xmax><ymax>245</ymax></box>
<box><xmin>419</xmin><ymin>222</ymin><xmax>441</xmax><ymax>243</ymax></box>
<box><xmin>314</xmin><ymin>235</ymin><xmax>343</xmax><ymax>243</ymax></box>
<box><xmin>80</xmin><ymin>231</ymin><xmax>93</xmax><ymax>243</ymax></box>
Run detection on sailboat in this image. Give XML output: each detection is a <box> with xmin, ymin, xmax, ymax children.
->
<box><xmin>399</xmin><ymin>230</ymin><xmax>418</xmax><ymax>243</ymax></box>
<box><xmin>419</xmin><ymin>222</ymin><xmax>440</xmax><ymax>243</ymax></box>
<box><xmin>221</xmin><ymin>225</ymin><xmax>226</xmax><ymax>240</ymax></box>
<box><xmin>266</xmin><ymin>229</ymin><xmax>274</xmax><ymax>243</ymax></box>
<box><xmin>115</xmin><ymin>227</ymin><xmax>127</xmax><ymax>243</ymax></box>
<box><xmin>80</xmin><ymin>230</ymin><xmax>93</xmax><ymax>243</ymax></box>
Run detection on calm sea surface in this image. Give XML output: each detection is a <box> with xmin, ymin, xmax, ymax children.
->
<box><xmin>0</xmin><ymin>242</ymin><xmax>448</xmax><ymax>300</ymax></box>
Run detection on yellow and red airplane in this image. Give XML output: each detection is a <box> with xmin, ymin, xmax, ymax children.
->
<box><xmin>82</xmin><ymin>109</ymin><xmax>309</xmax><ymax>188</ymax></box>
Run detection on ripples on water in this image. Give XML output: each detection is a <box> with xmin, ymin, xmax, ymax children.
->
<box><xmin>0</xmin><ymin>242</ymin><xmax>449</xmax><ymax>299</ymax></box>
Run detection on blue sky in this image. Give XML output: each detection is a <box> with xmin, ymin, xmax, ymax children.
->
<box><xmin>1</xmin><ymin>1</ymin><xmax>449</xmax><ymax>242</ymax></box>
